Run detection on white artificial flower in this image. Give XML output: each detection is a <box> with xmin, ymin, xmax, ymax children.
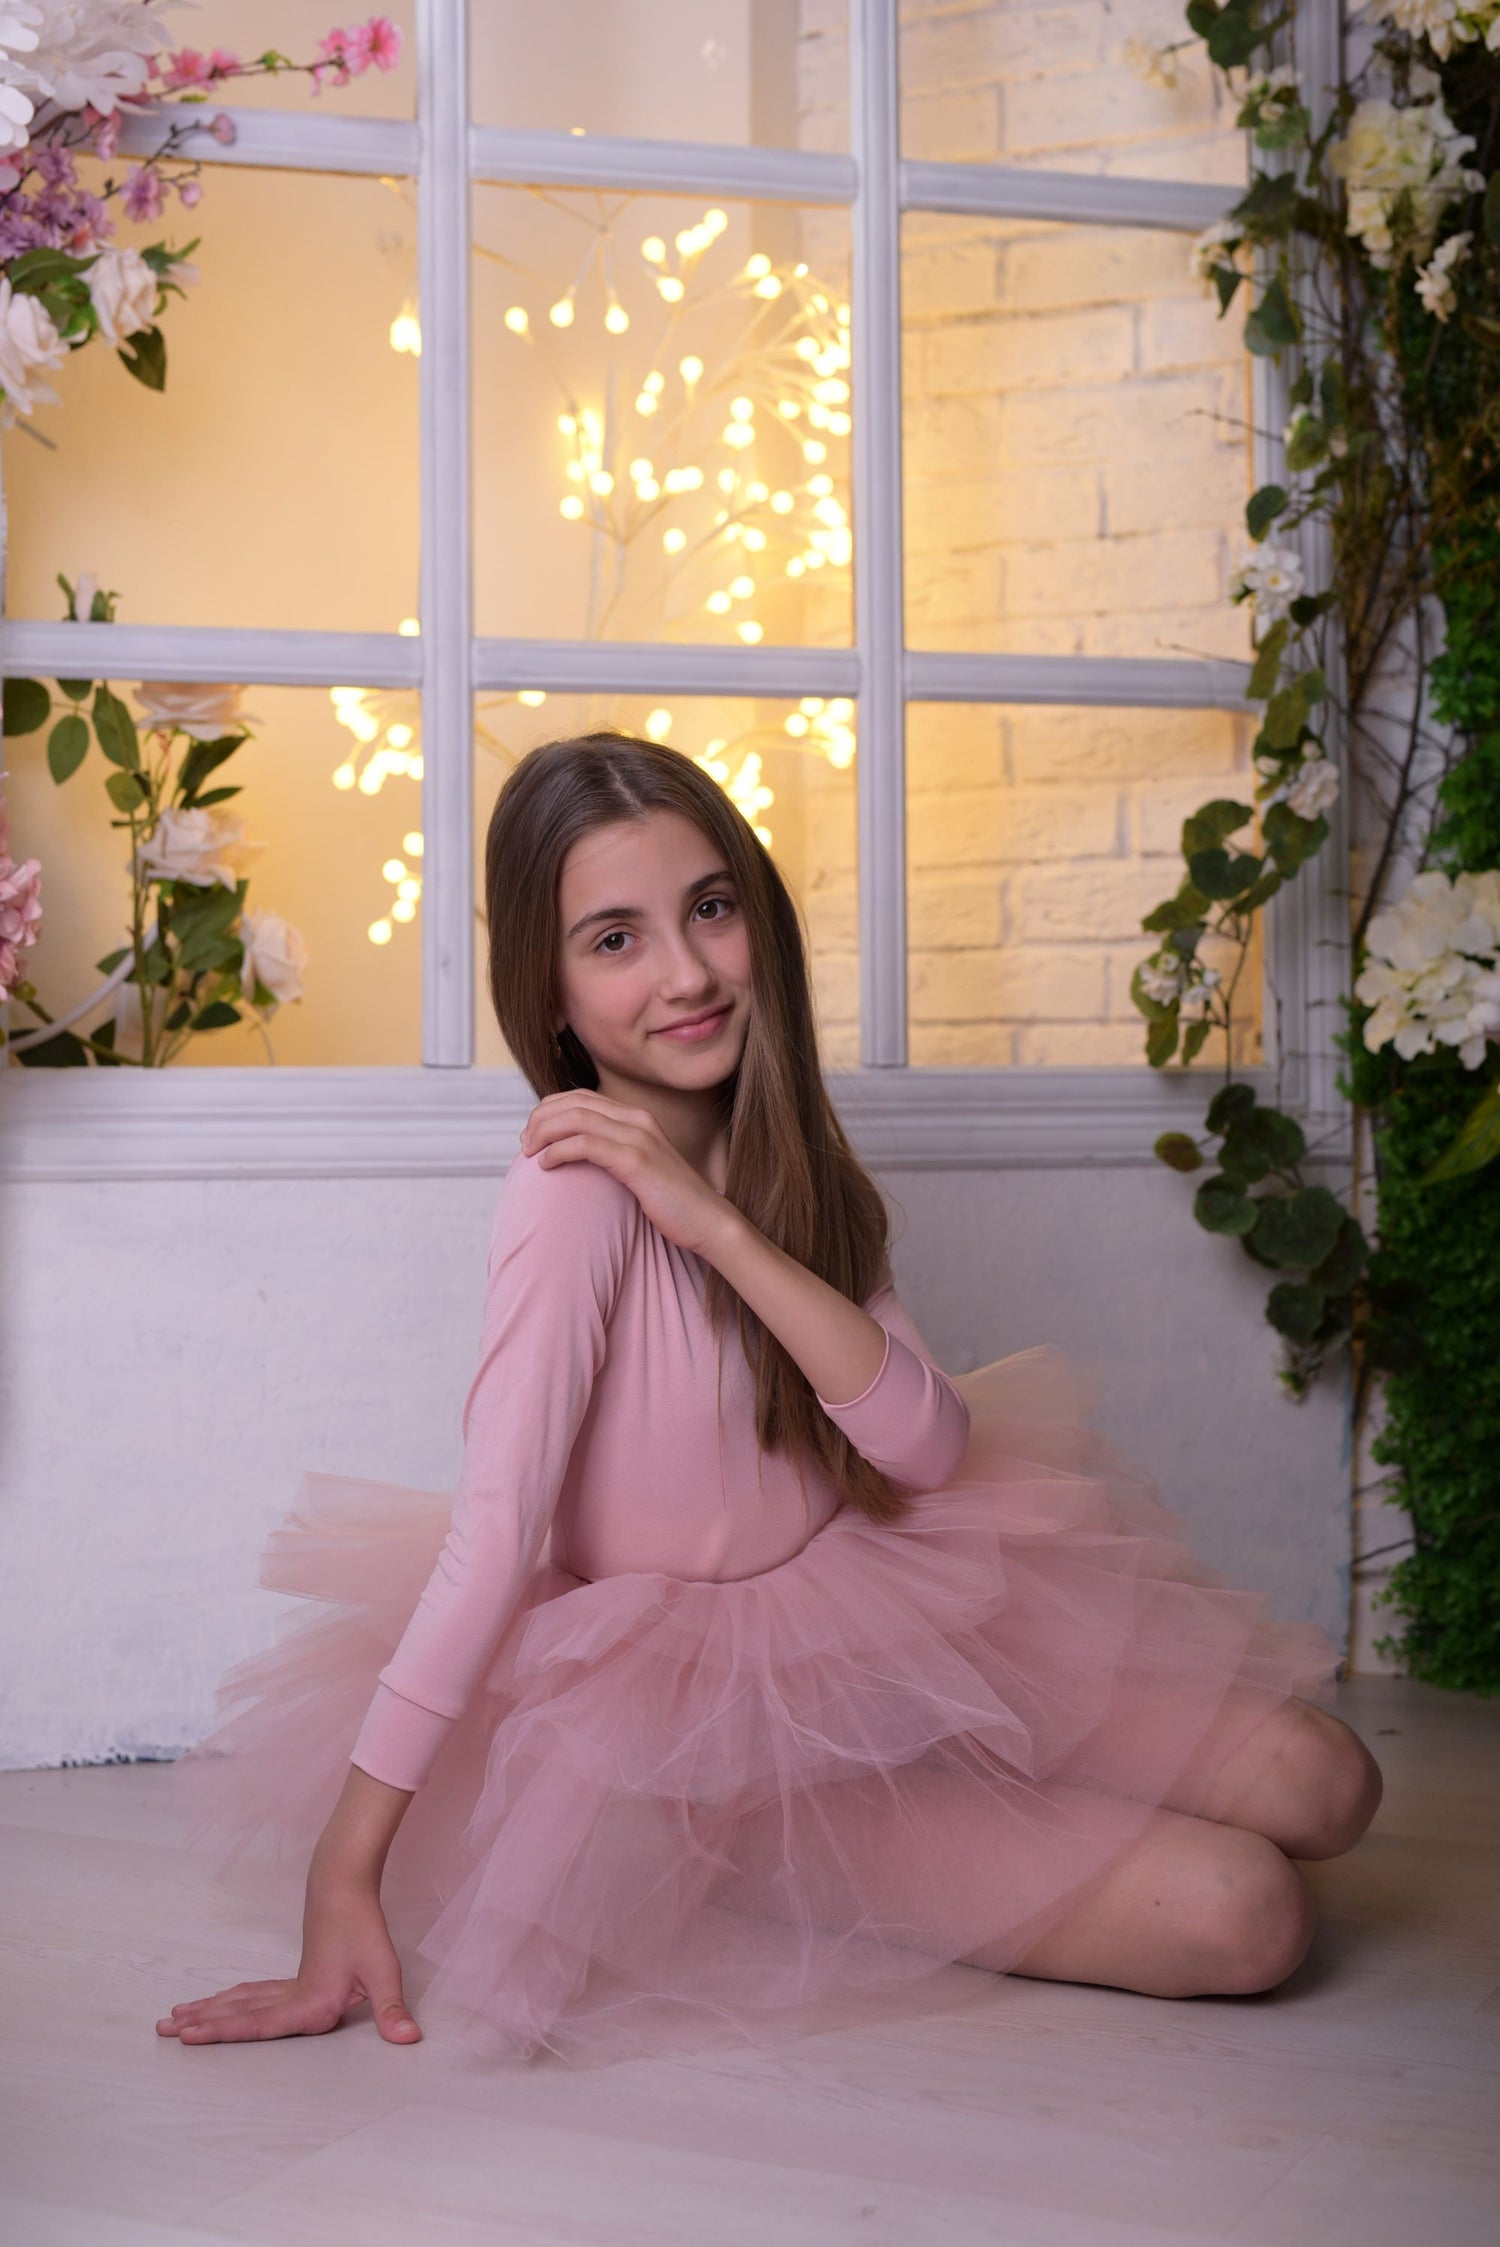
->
<box><xmin>84</xmin><ymin>244</ymin><xmax>157</xmax><ymax>346</ymax></box>
<box><xmin>132</xmin><ymin>679</ymin><xmax>260</xmax><ymax>739</ymax></box>
<box><xmin>1355</xmin><ymin>867</ymin><xmax>1500</xmax><ymax>1069</ymax></box>
<box><xmin>0</xmin><ymin>274</ymin><xmax>67</xmax><ymax>422</ymax></box>
<box><xmin>1190</xmin><ymin>217</ymin><xmax>1246</xmax><ymax>293</ymax></box>
<box><xmin>1139</xmin><ymin>954</ymin><xmax>1186</xmax><ymax>1005</ymax></box>
<box><xmin>1328</xmin><ymin>91</ymin><xmax>1484</xmax><ymax>269</ymax></box>
<box><xmin>0</xmin><ymin>61</ymin><xmax>36</xmax><ymax>155</ymax></box>
<box><xmin>1415</xmin><ymin>228</ymin><xmax>1473</xmax><ymax>319</ymax></box>
<box><xmin>1229</xmin><ymin>542</ymin><xmax>1307</xmax><ymax>623</ymax></box>
<box><xmin>1178</xmin><ymin>965</ymin><xmax>1223</xmax><ymax>1025</ymax></box>
<box><xmin>2</xmin><ymin>0</ymin><xmax>160</xmax><ymax>118</ymax></box>
<box><xmin>1122</xmin><ymin>34</ymin><xmax>1179</xmax><ymax>88</ymax></box>
<box><xmin>237</xmin><ymin>907</ymin><xmax>308</xmax><ymax>1008</ymax></box>
<box><xmin>1268</xmin><ymin>749</ymin><xmax>1342</xmax><ymax>821</ymax></box>
<box><xmin>1369</xmin><ymin>0</ymin><xmax>1468</xmax><ymax>58</ymax></box>
<box><xmin>134</xmin><ymin>806</ymin><xmax>264</xmax><ymax>889</ymax></box>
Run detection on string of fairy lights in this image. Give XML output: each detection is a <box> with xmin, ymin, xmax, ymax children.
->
<box><xmin>334</xmin><ymin>190</ymin><xmax>855</xmax><ymax>947</ymax></box>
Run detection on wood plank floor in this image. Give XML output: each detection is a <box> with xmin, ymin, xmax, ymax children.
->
<box><xmin>1</xmin><ymin>1676</ymin><xmax>1496</xmax><ymax>2246</ymax></box>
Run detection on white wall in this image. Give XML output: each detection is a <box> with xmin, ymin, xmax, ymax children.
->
<box><xmin>0</xmin><ymin>1161</ymin><xmax>1349</xmax><ymax>1770</ymax></box>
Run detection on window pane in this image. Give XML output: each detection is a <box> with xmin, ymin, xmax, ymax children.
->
<box><xmin>157</xmin><ymin>3</ymin><xmax>416</xmax><ymax>117</ymax></box>
<box><xmin>1</xmin><ymin>167</ymin><xmax>418</xmax><ymax>633</ymax></box>
<box><xmin>2</xmin><ymin>682</ymin><xmax>421</xmax><ymax>1067</ymax></box>
<box><xmin>898</xmin><ymin>0</ymin><xmax>1247</xmax><ymax>186</ymax></box>
<box><xmin>472</xmin><ymin>693</ymin><xmax>857</xmax><ymax>1066</ymax></box>
<box><xmin>902</xmin><ymin>216</ymin><xmax>1252</xmax><ymax>663</ymax></box>
<box><xmin>906</xmin><ymin>702</ymin><xmax>1262</xmax><ymax>1068</ymax></box>
<box><xmin>471</xmin><ymin>0</ymin><xmax>848</xmax><ymax>150</ymax></box>
<box><xmin>473</xmin><ymin>187</ymin><xmax>851</xmax><ymax>645</ymax></box>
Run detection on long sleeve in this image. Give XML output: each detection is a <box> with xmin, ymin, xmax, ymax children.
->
<box><xmin>349</xmin><ymin>1153</ymin><xmax>638</xmax><ymax>1791</ymax></box>
<box><xmin>814</xmin><ymin>1280</ymin><xmax>971</xmax><ymax>1492</ymax></box>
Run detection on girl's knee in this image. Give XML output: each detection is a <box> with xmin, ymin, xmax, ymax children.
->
<box><xmin>1280</xmin><ymin>1705</ymin><xmax>1384</xmax><ymax>1860</ymax></box>
<box><xmin>1192</xmin><ymin>1832</ymin><xmax>1316</xmax><ymax>1995</ymax></box>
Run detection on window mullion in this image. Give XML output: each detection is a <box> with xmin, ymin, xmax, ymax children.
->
<box><xmin>851</xmin><ymin>0</ymin><xmax>908</xmax><ymax>1069</ymax></box>
<box><xmin>417</xmin><ymin>0</ymin><xmax>474</xmax><ymax>1067</ymax></box>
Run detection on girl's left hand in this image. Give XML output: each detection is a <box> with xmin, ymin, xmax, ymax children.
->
<box><xmin>519</xmin><ymin>1091</ymin><xmax>733</xmax><ymax>1259</ymax></box>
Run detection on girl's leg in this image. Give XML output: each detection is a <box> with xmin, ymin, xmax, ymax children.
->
<box><xmin>1062</xmin><ymin>1687</ymin><xmax>1384</xmax><ymax>1862</ymax></box>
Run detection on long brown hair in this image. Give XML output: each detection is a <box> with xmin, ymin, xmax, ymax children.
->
<box><xmin>483</xmin><ymin>728</ymin><xmax>912</xmax><ymax>1525</ymax></box>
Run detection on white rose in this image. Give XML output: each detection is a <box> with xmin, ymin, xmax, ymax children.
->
<box><xmin>86</xmin><ymin>245</ymin><xmax>157</xmax><ymax>347</ymax></box>
<box><xmin>134</xmin><ymin>806</ymin><xmax>263</xmax><ymax>889</ymax></box>
<box><xmin>237</xmin><ymin>908</ymin><xmax>308</xmax><ymax>1007</ymax></box>
<box><xmin>133</xmin><ymin>680</ymin><xmax>260</xmax><ymax>740</ymax></box>
<box><xmin>0</xmin><ymin>274</ymin><xmax>68</xmax><ymax>422</ymax></box>
<box><xmin>1139</xmin><ymin>955</ymin><xmax>1185</xmax><ymax>1005</ymax></box>
<box><xmin>3</xmin><ymin>0</ymin><xmax>158</xmax><ymax>116</ymax></box>
<box><xmin>1229</xmin><ymin>542</ymin><xmax>1306</xmax><ymax>622</ymax></box>
<box><xmin>1281</xmin><ymin>752</ymin><xmax>1342</xmax><ymax>820</ymax></box>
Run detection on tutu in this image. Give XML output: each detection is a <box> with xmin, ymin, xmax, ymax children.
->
<box><xmin>173</xmin><ymin>1345</ymin><xmax>1342</xmax><ymax>2068</ymax></box>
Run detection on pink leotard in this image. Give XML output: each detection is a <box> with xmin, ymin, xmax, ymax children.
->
<box><xmin>349</xmin><ymin>1149</ymin><xmax>972</xmax><ymax>1791</ymax></box>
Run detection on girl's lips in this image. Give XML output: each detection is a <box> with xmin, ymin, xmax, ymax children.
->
<box><xmin>653</xmin><ymin>1003</ymin><xmax>733</xmax><ymax>1042</ymax></box>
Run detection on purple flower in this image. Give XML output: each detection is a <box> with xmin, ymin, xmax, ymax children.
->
<box><xmin>32</xmin><ymin>146</ymin><xmax>79</xmax><ymax>189</ymax></box>
<box><xmin>122</xmin><ymin>165</ymin><xmax>164</xmax><ymax>223</ymax></box>
<box><xmin>207</xmin><ymin>112</ymin><xmax>237</xmax><ymax>146</ymax></box>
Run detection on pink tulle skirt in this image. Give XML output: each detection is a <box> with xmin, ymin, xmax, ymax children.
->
<box><xmin>172</xmin><ymin>1346</ymin><xmax>1343</xmax><ymax>2068</ymax></box>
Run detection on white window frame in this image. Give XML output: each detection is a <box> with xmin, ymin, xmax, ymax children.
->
<box><xmin>0</xmin><ymin>0</ymin><xmax>1347</xmax><ymax>1182</ymax></box>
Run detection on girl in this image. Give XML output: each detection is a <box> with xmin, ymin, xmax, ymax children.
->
<box><xmin>159</xmin><ymin>731</ymin><xmax>1380</xmax><ymax>2067</ymax></box>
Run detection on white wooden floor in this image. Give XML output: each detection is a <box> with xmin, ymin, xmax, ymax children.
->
<box><xmin>1</xmin><ymin>1675</ymin><xmax>1496</xmax><ymax>2246</ymax></box>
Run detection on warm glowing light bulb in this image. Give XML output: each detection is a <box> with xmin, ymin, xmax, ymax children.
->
<box><xmin>729</xmin><ymin>396</ymin><xmax>753</xmax><ymax>420</ymax></box>
<box><xmin>641</xmin><ymin>235</ymin><xmax>666</xmax><ymax>262</ymax></box>
<box><xmin>742</xmin><ymin>526</ymin><xmax>766</xmax><ymax>551</ymax></box>
<box><xmin>391</xmin><ymin>899</ymin><xmax>416</xmax><ymax>923</ymax></box>
<box><xmin>808</xmin><ymin>474</ymin><xmax>833</xmax><ymax>496</ymax></box>
<box><xmin>716</xmin><ymin>468</ymin><xmax>737</xmax><ymax>492</ymax></box>
<box><xmin>706</xmin><ymin>591</ymin><xmax>732</xmax><ymax>614</ymax></box>
<box><xmin>803</xmin><ymin>439</ymin><xmax>827</xmax><ymax>463</ymax></box>
<box><xmin>637</xmin><ymin>477</ymin><xmax>660</xmax><ymax>500</ymax></box>
<box><xmin>744</xmin><ymin>253</ymin><xmax>772</xmax><ymax>279</ymax></box>
<box><xmin>723</xmin><ymin>423</ymin><xmax>754</xmax><ymax>449</ymax></box>
<box><xmin>629</xmin><ymin>457</ymin><xmax>653</xmax><ymax>481</ymax></box>
<box><xmin>604</xmin><ymin>298</ymin><xmax>630</xmax><ymax>335</ymax></box>
<box><xmin>369</xmin><ymin>919</ymin><xmax>393</xmax><ymax>945</ymax></box>
<box><xmin>557</xmin><ymin>412</ymin><xmax>576</xmax><ymax>435</ymax></box>
<box><xmin>504</xmin><ymin>305</ymin><xmax>529</xmax><ymax>334</ymax></box>
<box><xmin>635</xmin><ymin>392</ymin><xmax>658</xmax><ymax>415</ymax></box>
<box><xmin>784</xmin><ymin>713</ymin><xmax>809</xmax><ymax>737</ymax></box>
<box><xmin>753</xmin><ymin>275</ymin><xmax>782</xmax><ymax>299</ymax></box>
<box><xmin>560</xmin><ymin>494</ymin><xmax>585</xmax><ymax>519</ymax></box>
<box><xmin>389</xmin><ymin>303</ymin><xmax>421</xmax><ymax>355</ymax></box>
<box><xmin>703</xmin><ymin>207</ymin><xmax>728</xmax><ymax>234</ymax></box>
<box><xmin>645</xmin><ymin>708</ymin><xmax>672</xmax><ymax>738</ymax></box>
<box><xmin>549</xmin><ymin>296</ymin><xmax>575</xmax><ymax>328</ymax></box>
<box><xmin>333</xmin><ymin>763</ymin><xmax>356</xmax><ymax>789</ymax></box>
<box><xmin>396</xmin><ymin>878</ymin><xmax>421</xmax><ymax>901</ymax></box>
<box><xmin>771</xmin><ymin>491</ymin><xmax>793</xmax><ymax>515</ymax></box>
<box><xmin>730</xmin><ymin>574</ymin><xmax>754</xmax><ymax>598</ymax></box>
<box><xmin>663</xmin><ymin>526</ymin><xmax>687</xmax><ymax>553</ymax></box>
<box><xmin>518</xmin><ymin>690</ymin><xmax>547</xmax><ymax>707</ymax></box>
<box><xmin>737</xmin><ymin>620</ymin><xmax>764</xmax><ymax>643</ymax></box>
<box><xmin>657</xmin><ymin>275</ymin><xmax>685</xmax><ymax>303</ymax></box>
<box><xmin>398</xmin><ymin>617</ymin><xmax>420</xmax><ymax>635</ymax></box>
<box><xmin>383</xmin><ymin>858</ymin><xmax>408</xmax><ymax>883</ymax></box>
<box><xmin>387</xmin><ymin>722</ymin><xmax>414</xmax><ymax>748</ymax></box>
<box><xmin>678</xmin><ymin>354</ymin><xmax>704</xmax><ymax>384</ymax></box>
<box><xmin>589</xmin><ymin>470</ymin><xmax>615</xmax><ymax>495</ymax></box>
<box><xmin>786</xmin><ymin>555</ymin><xmax>806</xmax><ymax>577</ymax></box>
<box><xmin>403</xmin><ymin>830</ymin><xmax>424</xmax><ymax>855</ymax></box>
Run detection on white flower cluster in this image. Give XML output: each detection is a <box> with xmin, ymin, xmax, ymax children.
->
<box><xmin>1229</xmin><ymin>542</ymin><xmax>1306</xmax><ymax>623</ymax></box>
<box><xmin>1190</xmin><ymin>217</ymin><xmax>1250</xmax><ymax>294</ymax></box>
<box><xmin>1372</xmin><ymin>0</ymin><xmax>1500</xmax><ymax>59</ymax></box>
<box><xmin>1354</xmin><ymin>867</ymin><xmax>1500</xmax><ymax>1069</ymax></box>
<box><xmin>1139</xmin><ymin>953</ymin><xmax>1223</xmax><ymax>1023</ymax></box>
<box><xmin>1326</xmin><ymin>75</ymin><xmax>1484</xmax><ymax>268</ymax></box>
<box><xmin>1256</xmin><ymin>744</ymin><xmax>1342</xmax><ymax>821</ymax></box>
<box><xmin>1415</xmin><ymin>228</ymin><xmax>1472</xmax><ymax>319</ymax></box>
<box><xmin>0</xmin><ymin>0</ymin><xmax>160</xmax><ymax>160</ymax></box>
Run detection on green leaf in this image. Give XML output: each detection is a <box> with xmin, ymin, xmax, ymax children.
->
<box><xmin>1206</xmin><ymin>1082</ymin><xmax>1257</xmax><ymax>1135</ymax></box>
<box><xmin>1181</xmin><ymin>1018</ymin><xmax>1213</xmax><ymax>1063</ymax></box>
<box><xmin>1248</xmin><ymin>1185</ymin><xmax>1345</xmax><ymax>1269</ymax></box>
<box><xmin>1182</xmin><ymin>798</ymin><xmax>1255</xmax><ymax>859</ymax></box>
<box><xmin>1246</xmin><ymin>484</ymin><xmax>1288</xmax><ymax>541</ymax></box>
<box><xmin>1146</xmin><ymin>1014</ymin><xmax>1180</xmax><ymax>1067</ymax></box>
<box><xmin>3</xmin><ymin>677</ymin><xmax>50</xmax><ymax>735</ymax></box>
<box><xmin>1263</xmin><ymin>667</ymin><xmax>1326</xmax><ymax>750</ymax></box>
<box><xmin>1194</xmin><ymin>1173</ymin><xmax>1258</xmax><ymax>1236</ymax></box>
<box><xmin>46</xmin><ymin>712</ymin><xmax>89</xmax><ymax>782</ymax></box>
<box><xmin>1154</xmin><ymin>1132</ymin><xmax>1205</xmax><ymax>1174</ymax></box>
<box><xmin>56</xmin><ymin>677</ymin><xmax>93</xmax><ymax>701</ymax></box>
<box><xmin>1212</xmin><ymin>264</ymin><xmax>1244</xmax><ymax>316</ymax></box>
<box><xmin>118</xmin><ymin>323</ymin><xmax>166</xmax><ymax>391</ymax></box>
<box><xmin>191</xmin><ymin>785</ymin><xmax>243</xmax><ymax>806</ymax></box>
<box><xmin>94</xmin><ymin>946</ymin><xmax>131</xmax><ymax>975</ymax></box>
<box><xmin>1266</xmin><ymin>1281</ymin><xmax>1325</xmax><ymax>1346</ymax></box>
<box><xmin>1244</xmin><ymin>276</ymin><xmax>1301</xmax><ymax>356</ymax></box>
<box><xmin>1142</xmin><ymin>884</ymin><xmax>1211</xmax><ymax>934</ymax></box>
<box><xmin>1263</xmin><ymin>801</ymin><xmax>1329</xmax><ymax>873</ymax></box>
<box><xmin>13</xmin><ymin>1028</ymin><xmax>90</xmax><ymax>1068</ymax></box>
<box><xmin>1236</xmin><ymin>866</ymin><xmax>1284</xmax><ymax>912</ymax></box>
<box><xmin>176</xmin><ymin>732</ymin><xmax>245</xmax><ymax>806</ymax></box>
<box><xmin>1188</xmin><ymin>846</ymin><xmax>1263</xmax><ymax>900</ymax></box>
<box><xmin>5</xmin><ymin>245</ymin><xmax>96</xmax><ymax>291</ymax></box>
<box><xmin>1284</xmin><ymin>414</ymin><xmax>1328</xmax><ymax>472</ymax></box>
<box><xmin>1247</xmin><ymin>618</ymin><xmax>1289</xmax><ymax>700</ymax></box>
<box><xmin>1309</xmin><ymin>1213</ymin><xmax>1368</xmax><ymax>1293</ymax></box>
<box><xmin>93</xmin><ymin>687</ymin><xmax>141</xmax><ymax>771</ymax></box>
<box><xmin>1418</xmin><ymin>1081</ymin><xmax>1500</xmax><ymax>1184</ymax></box>
<box><xmin>104</xmin><ymin>769</ymin><xmax>149</xmax><ymax>813</ymax></box>
<box><xmin>1256</xmin><ymin>104</ymin><xmax>1309</xmax><ymax>151</ymax></box>
<box><xmin>1220</xmin><ymin>1126</ymin><xmax>1273</xmax><ymax>1186</ymax></box>
<box><xmin>193</xmin><ymin>1001</ymin><xmax>242</xmax><ymax>1030</ymax></box>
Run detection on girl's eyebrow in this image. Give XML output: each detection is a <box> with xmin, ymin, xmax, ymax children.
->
<box><xmin>565</xmin><ymin>868</ymin><xmax>736</xmax><ymax>941</ymax></box>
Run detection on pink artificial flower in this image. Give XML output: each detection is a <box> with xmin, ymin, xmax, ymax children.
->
<box><xmin>348</xmin><ymin>16</ymin><xmax>402</xmax><ymax>72</ymax></box>
<box><xmin>311</xmin><ymin>27</ymin><xmax>353</xmax><ymax>93</ymax></box>
<box><xmin>161</xmin><ymin>48</ymin><xmax>214</xmax><ymax>89</ymax></box>
<box><xmin>207</xmin><ymin>48</ymin><xmax>241</xmax><ymax>80</ymax></box>
<box><xmin>0</xmin><ymin>841</ymin><xmax>43</xmax><ymax>1000</ymax></box>
<box><xmin>122</xmin><ymin>165</ymin><xmax>164</xmax><ymax>223</ymax></box>
<box><xmin>92</xmin><ymin>112</ymin><xmax>121</xmax><ymax>161</ymax></box>
<box><xmin>177</xmin><ymin>178</ymin><xmax>203</xmax><ymax>207</ymax></box>
<box><xmin>206</xmin><ymin>111</ymin><xmax>237</xmax><ymax>145</ymax></box>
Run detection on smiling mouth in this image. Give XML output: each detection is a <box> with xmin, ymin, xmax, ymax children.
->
<box><xmin>653</xmin><ymin>1003</ymin><xmax>733</xmax><ymax>1035</ymax></box>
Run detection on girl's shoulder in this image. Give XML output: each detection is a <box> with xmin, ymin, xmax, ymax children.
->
<box><xmin>487</xmin><ymin>1147</ymin><xmax>644</xmax><ymax>1282</ymax></box>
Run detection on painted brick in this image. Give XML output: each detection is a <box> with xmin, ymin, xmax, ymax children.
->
<box><xmin>909</xmin><ymin>782</ymin><xmax>1120</xmax><ymax>864</ymax></box>
<box><xmin>1141</xmin><ymin>292</ymin><xmax>1249</xmax><ymax>376</ymax></box>
<box><xmin>905</xmin><ymin>547</ymin><xmax>1007</xmax><ymax>631</ymax></box>
<box><xmin>1015</xmin><ymin>1021</ymin><xmax>1155</xmax><ymax>1064</ymax></box>
<box><xmin>909</xmin><ymin>876</ymin><xmax>1005</xmax><ymax>948</ymax></box>
<box><xmin>901</xmin><ymin>85</ymin><xmax>1002</xmax><ymax>162</ymax></box>
<box><xmin>898</xmin><ymin>3</ymin><xmax>1102</xmax><ymax>93</ymax></box>
<box><xmin>1001</xmin><ymin>226</ymin><xmax>1214</xmax><ymax>314</ymax></box>
<box><xmin>901</xmin><ymin>239</ymin><xmax>1000</xmax><ymax>321</ymax></box>
<box><xmin>920</xmin><ymin>305</ymin><xmax>1137</xmax><ymax>395</ymax></box>
<box><xmin>909</xmin><ymin>943</ymin><xmax>1107</xmax><ymax>1021</ymax></box>
<box><xmin>1105</xmin><ymin>450</ymin><xmax>1249</xmax><ymax>537</ymax></box>
<box><xmin>1133</xmin><ymin>773</ymin><xmax>1255</xmax><ymax>856</ymax></box>
<box><xmin>1080</xmin><ymin>601</ymin><xmax>1249</xmax><ymax>663</ymax></box>
<box><xmin>1003</xmin><ymin>66</ymin><xmax>1222</xmax><ymax>161</ymax></box>
<box><xmin>1003</xmin><ymin>527</ymin><xmax>1224</xmax><ymax>618</ymax></box>
<box><xmin>1003</xmin><ymin>373</ymin><xmax>1241</xmax><ymax>465</ymax></box>
<box><xmin>906</xmin><ymin>467</ymin><xmax>1099</xmax><ymax>553</ymax></box>
<box><xmin>909</xmin><ymin>1021</ymin><xmax>1018</xmax><ymax>1065</ymax></box>
<box><xmin>907</xmin><ymin>701</ymin><xmax>1006</xmax><ymax>785</ymax></box>
<box><xmin>1014</xmin><ymin>860</ymin><xmax>1178</xmax><ymax>941</ymax></box>
<box><xmin>1010</xmin><ymin>706</ymin><xmax>1249</xmax><ymax>783</ymax></box>
<box><xmin>903</xmin><ymin>393</ymin><xmax>1006</xmax><ymax>477</ymax></box>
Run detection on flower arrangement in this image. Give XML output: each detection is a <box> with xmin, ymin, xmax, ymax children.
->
<box><xmin>1</xmin><ymin>572</ymin><xmax>307</xmax><ymax>1065</ymax></box>
<box><xmin>1124</xmin><ymin>0</ymin><xmax>1500</xmax><ymax>1689</ymax></box>
<box><xmin>0</xmin><ymin>2</ymin><xmax>401</xmax><ymax>428</ymax></box>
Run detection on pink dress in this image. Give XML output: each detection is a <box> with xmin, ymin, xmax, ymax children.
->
<box><xmin>175</xmin><ymin>1148</ymin><xmax>1341</xmax><ymax>2067</ymax></box>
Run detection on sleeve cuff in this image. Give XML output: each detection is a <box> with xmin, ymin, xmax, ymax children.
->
<box><xmin>814</xmin><ymin>1323</ymin><xmax>891</xmax><ymax>1413</ymax></box>
<box><xmin>349</xmin><ymin>1680</ymin><xmax>456</xmax><ymax>1793</ymax></box>
<box><xmin>815</xmin><ymin>1327</ymin><xmax>970</xmax><ymax>1489</ymax></box>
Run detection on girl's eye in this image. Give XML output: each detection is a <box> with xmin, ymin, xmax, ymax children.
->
<box><xmin>593</xmin><ymin>897</ymin><xmax>736</xmax><ymax>955</ymax></box>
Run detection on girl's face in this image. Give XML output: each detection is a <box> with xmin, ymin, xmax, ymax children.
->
<box><xmin>552</xmin><ymin>808</ymin><xmax>753</xmax><ymax>1099</ymax></box>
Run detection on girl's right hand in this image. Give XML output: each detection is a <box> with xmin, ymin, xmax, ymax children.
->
<box><xmin>155</xmin><ymin>1878</ymin><xmax>421</xmax><ymax>2046</ymax></box>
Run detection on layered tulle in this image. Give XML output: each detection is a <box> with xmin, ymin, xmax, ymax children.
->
<box><xmin>173</xmin><ymin>1345</ymin><xmax>1342</xmax><ymax>2067</ymax></box>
